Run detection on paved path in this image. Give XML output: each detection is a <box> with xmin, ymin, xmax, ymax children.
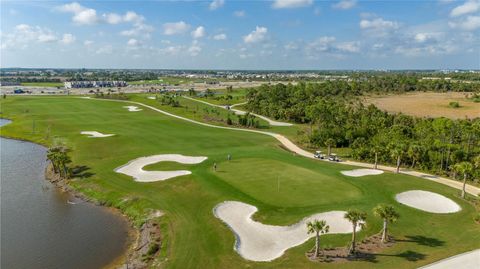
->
<box><xmin>182</xmin><ymin>96</ymin><xmax>293</xmax><ymax>126</ymax></box>
<box><xmin>84</xmin><ymin>97</ymin><xmax>480</xmax><ymax>197</ymax></box>
<box><xmin>418</xmin><ymin>249</ymin><xmax>480</xmax><ymax>269</ymax></box>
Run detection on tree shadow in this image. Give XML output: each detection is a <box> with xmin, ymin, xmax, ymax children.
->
<box><xmin>375</xmin><ymin>250</ymin><xmax>426</xmax><ymax>262</ymax></box>
<box><xmin>71</xmin><ymin>165</ymin><xmax>95</xmax><ymax>179</ymax></box>
<box><xmin>398</xmin><ymin>235</ymin><xmax>445</xmax><ymax>247</ymax></box>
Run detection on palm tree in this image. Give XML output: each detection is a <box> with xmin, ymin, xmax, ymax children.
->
<box><xmin>371</xmin><ymin>144</ymin><xmax>381</xmax><ymax>170</ymax></box>
<box><xmin>306</xmin><ymin>219</ymin><xmax>330</xmax><ymax>258</ymax></box>
<box><xmin>325</xmin><ymin>138</ymin><xmax>336</xmax><ymax>156</ymax></box>
<box><xmin>454</xmin><ymin>161</ymin><xmax>473</xmax><ymax>198</ymax></box>
<box><xmin>373</xmin><ymin>204</ymin><xmax>399</xmax><ymax>243</ymax></box>
<box><xmin>344</xmin><ymin>210</ymin><xmax>367</xmax><ymax>254</ymax></box>
<box><xmin>390</xmin><ymin>145</ymin><xmax>405</xmax><ymax>173</ymax></box>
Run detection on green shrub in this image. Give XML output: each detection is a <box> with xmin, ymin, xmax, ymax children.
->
<box><xmin>449</xmin><ymin>101</ymin><xmax>460</xmax><ymax>108</ymax></box>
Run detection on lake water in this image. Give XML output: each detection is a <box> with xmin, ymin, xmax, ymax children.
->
<box><xmin>1</xmin><ymin>119</ymin><xmax>131</xmax><ymax>269</ymax></box>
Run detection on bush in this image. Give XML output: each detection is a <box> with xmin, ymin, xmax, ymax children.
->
<box><xmin>449</xmin><ymin>101</ymin><xmax>460</xmax><ymax>108</ymax></box>
<box><xmin>147</xmin><ymin>243</ymin><xmax>160</xmax><ymax>256</ymax></box>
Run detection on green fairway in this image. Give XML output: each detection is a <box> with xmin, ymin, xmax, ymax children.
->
<box><xmin>1</xmin><ymin>96</ymin><xmax>479</xmax><ymax>269</ymax></box>
<box><xmin>20</xmin><ymin>82</ymin><xmax>64</xmax><ymax>87</ymax></box>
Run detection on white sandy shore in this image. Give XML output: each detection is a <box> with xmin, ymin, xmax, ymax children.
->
<box><xmin>123</xmin><ymin>105</ymin><xmax>142</xmax><ymax>112</ymax></box>
<box><xmin>395</xmin><ymin>190</ymin><xmax>461</xmax><ymax>213</ymax></box>
<box><xmin>115</xmin><ymin>154</ymin><xmax>207</xmax><ymax>182</ymax></box>
<box><xmin>341</xmin><ymin>169</ymin><xmax>384</xmax><ymax>177</ymax></box>
<box><xmin>419</xmin><ymin>249</ymin><xmax>480</xmax><ymax>269</ymax></box>
<box><xmin>80</xmin><ymin>131</ymin><xmax>115</xmax><ymax>138</ymax></box>
<box><xmin>214</xmin><ymin>201</ymin><xmax>358</xmax><ymax>262</ymax></box>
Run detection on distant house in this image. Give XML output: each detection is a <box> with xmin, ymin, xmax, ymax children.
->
<box><xmin>64</xmin><ymin>81</ymin><xmax>128</xmax><ymax>89</ymax></box>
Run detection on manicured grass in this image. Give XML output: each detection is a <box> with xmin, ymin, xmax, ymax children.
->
<box><xmin>20</xmin><ymin>82</ymin><xmax>64</xmax><ymax>87</ymax></box>
<box><xmin>0</xmin><ymin>96</ymin><xmax>479</xmax><ymax>269</ymax></box>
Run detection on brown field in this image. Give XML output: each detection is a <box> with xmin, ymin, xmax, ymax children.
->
<box><xmin>364</xmin><ymin>92</ymin><xmax>479</xmax><ymax>119</ymax></box>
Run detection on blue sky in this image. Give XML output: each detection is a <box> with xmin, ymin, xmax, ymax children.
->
<box><xmin>1</xmin><ymin>0</ymin><xmax>479</xmax><ymax>69</ymax></box>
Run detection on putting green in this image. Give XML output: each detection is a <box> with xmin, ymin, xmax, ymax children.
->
<box><xmin>217</xmin><ymin>158</ymin><xmax>361</xmax><ymax>207</ymax></box>
<box><xmin>0</xmin><ymin>96</ymin><xmax>479</xmax><ymax>269</ymax></box>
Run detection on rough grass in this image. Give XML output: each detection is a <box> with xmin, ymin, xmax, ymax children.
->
<box><xmin>364</xmin><ymin>92</ymin><xmax>480</xmax><ymax>119</ymax></box>
<box><xmin>0</xmin><ymin>96</ymin><xmax>479</xmax><ymax>269</ymax></box>
<box><xmin>20</xmin><ymin>82</ymin><xmax>64</xmax><ymax>87</ymax></box>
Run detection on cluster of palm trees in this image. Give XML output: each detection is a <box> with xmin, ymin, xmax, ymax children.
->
<box><xmin>46</xmin><ymin>146</ymin><xmax>72</xmax><ymax>179</ymax></box>
<box><xmin>307</xmin><ymin>204</ymin><xmax>399</xmax><ymax>259</ymax></box>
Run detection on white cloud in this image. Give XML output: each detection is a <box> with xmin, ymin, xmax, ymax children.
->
<box><xmin>191</xmin><ymin>26</ymin><xmax>206</xmax><ymax>39</ymax></box>
<box><xmin>163</xmin><ymin>21</ymin><xmax>190</xmax><ymax>35</ymax></box>
<box><xmin>272</xmin><ymin>0</ymin><xmax>313</xmax><ymax>9</ymax></box>
<box><xmin>449</xmin><ymin>15</ymin><xmax>480</xmax><ymax>30</ymax></box>
<box><xmin>213</xmin><ymin>33</ymin><xmax>227</xmax><ymax>40</ymax></box>
<box><xmin>414</xmin><ymin>32</ymin><xmax>444</xmax><ymax>43</ymax></box>
<box><xmin>160</xmin><ymin>45</ymin><xmax>184</xmax><ymax>55</ymax></box>
<box><xmin>243</xmin><ymin>26</ymin><xmax>268</xmax><ymax>43</ymax></box>
<box><xmin>60</xmin><ymin>33</ymin><xmax>76</xmax><ymax>44</ymax></box>
<box><xmin>336</xmin><ymin>41</ymin><xmax>360</xmax><ymax>52</ymax></box>
<box><xmin>209</xmin><ymin>0</ymin><xmax>225</xmax><ymax>10</ymax></box>
<box><xmin>96</xmin><ymin>45</ymin><xmax>113</xmax><ymax>54</ymax></box>
<box><xmin>127</xmin><ymin>38</ymin><xmax>139</xmax><ymax>46</ymax></box>
<box><xmin>123</xmin><ymin>11</ymin><xmax>144</xmax><ymax>24</ymax></box>
<box><xmin>57</xmin><ymin>2</ymin><xmax>98</xmax><ymax>25</ymax></box>
<box><xmin>103</xmin><ymin>13</ymin><xmax>122</xmax><ymax>24</ymax></box>
<box><xmin>233</xmin><ymin>10</ymin><xmax>245</xmax><ymax>17</ymax></box>
<box><xmin>360</xmin><ymin>18</ymin><xmax>399</xmax><ymax>30</ymax></box>
<box><xmin>37</xmin><ymin>33</ymin><xmax>57</xmax><ymax>43</ymax></box>
<box><xmin>332</xmin><ymin>0</ymin><xmax>357</xmax><ymax>10</ymax></box>
<box><xmin>84</xmin><ymin>40</ymin><xmax>94</xmax><ymax>46</ymax></box>
<box><xmin>188</xmin><ymin>40</ymin><xmax>202</xmax><ymax>56</ymax></box>
<box><xmin>450</xmin><ymin>0</ymin><xmax>480</xmax><ymax>17</ymax></box>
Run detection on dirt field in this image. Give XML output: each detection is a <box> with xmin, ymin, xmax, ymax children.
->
<box><xmin>365</xmin><ymin>92</ymin><xmax>479</xmax><ymax>119</ymax></box>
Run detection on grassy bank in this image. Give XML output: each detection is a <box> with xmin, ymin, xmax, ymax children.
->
<box><xmin>0</xmin><ymin>95</ymin><xmax>479</xmax><ymax>269</ymax></box>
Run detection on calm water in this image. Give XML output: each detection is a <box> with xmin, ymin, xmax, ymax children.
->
<box><xmin>1</xmin><ymin>119</ymin><xmax>130</xmax><ymax>269</ymax></box>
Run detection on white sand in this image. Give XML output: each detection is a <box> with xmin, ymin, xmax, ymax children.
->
<box><xmin>115</xmin><ymin>154</ymin><xmax>207</xmax><ymax>182</ymax></box>
<box><xmin>123</xmin><ymin>105</ymin><xmax>142</xmax><ymax>112</ymax></box>
<box><xmin>341</xmin><ymin>169</ymin><xmax>384</xmax><ymax>177</ymax></box>
<box><xmin>395</xmin><ymin>190</ymin><xmax>461</xmax><ymax>213</ymax></box>
<box><xmin>419</xmin><ymin>249</ymin><xmax>480</xmax><ymax>269</ymax></box>
<box><xmin>213</xmin><ymin>201</ymin><xmax>359</xmax><ymax>262</ymax></box>
<box><xmin>80</xmin><ymin>131</ymin><xmax>115</xmax><ymax>138</ymax></box>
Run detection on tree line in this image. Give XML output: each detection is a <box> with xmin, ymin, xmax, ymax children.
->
<box><xmin>246</xmin><ymin>83</ymin><xmax>480</xmax><ymax>182</ymax></box>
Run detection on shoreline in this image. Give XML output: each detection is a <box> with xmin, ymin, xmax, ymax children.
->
<box><xmin>0</xmin><ymin>122</ymin><xmax>160</xmax><ymax>269</ymax></box>
<box><xmin>44</xmin><ymin>162</ymin><xmax>162</xmax><ymax>269</ymax></box>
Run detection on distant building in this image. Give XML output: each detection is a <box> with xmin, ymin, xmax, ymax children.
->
<box><xmin>64</xmin><ymin>81</ymin><xmax>128</xmax><ymax>89</ymax></box>
<box><xmin>0</xmin><ymin>81</ymin><xmax>21</xmax><ymax>86</ymax></box>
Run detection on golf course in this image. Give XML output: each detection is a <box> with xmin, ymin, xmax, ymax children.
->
<box><xmin>0</xmin><ymin>95</ymin><xmax>479</xmax><ymax>268</ymax></box>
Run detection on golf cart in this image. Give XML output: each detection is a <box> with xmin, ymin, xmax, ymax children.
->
<box><xmin>314</xmin><ymin>151</ymin><xmax>326</xmax><ymax>159</ymax></box>
<box><xmin>328</xmin><ymin>153</ymin><xmax>341</xmax><ymax>162</ymax></box>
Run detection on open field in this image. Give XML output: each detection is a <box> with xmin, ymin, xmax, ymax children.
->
<box><xmin>364</xmin><ymin>92</ymin><xmax>479</xmax><ymax>119</ymax></box>
<box><xmin>1</xmin><ymin>96</ymin><xmax>479</xmax><ymax>268</ymax></box>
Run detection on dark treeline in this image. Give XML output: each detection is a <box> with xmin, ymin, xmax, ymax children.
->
<box><xmin>246</xmin><ymin>82</ymin><xmax>480</xmax><ymax>180</ymax></box>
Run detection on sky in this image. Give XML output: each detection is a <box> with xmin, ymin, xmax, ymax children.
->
<box><xmin>0</xmin><ymin>0</ymin><xmax>479</xmax><ymax>70</ymax></box>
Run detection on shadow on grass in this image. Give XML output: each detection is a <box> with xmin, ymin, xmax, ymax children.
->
<box><xmin>71</xmin><ymin>165</ymin><xmax>95</xmax><ymax>179</ymax></box>
<box><xmin>398</xmin><ymin>235</ymin><xmax>445</xmax><ymax>247</ymax></box>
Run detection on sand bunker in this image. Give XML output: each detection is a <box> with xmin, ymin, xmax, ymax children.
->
<box><xmin>395</xmin><ymin>190</ymin><xmax>461</xmax><ymax>213</ymax></box>
<box><xmin>123</xmin><ymin>106</ymin><xmax>142</xmax><ymax>112</ymax></box>
<box><xmin>147</xmin><ymin>96</ymin><xmax>156</xmax><ymax>100</ymax></box>
<box><xmin>214</xmin><ymin>201</ymin><xmax>359</xmax><ymax>261</ymax></box>
<box><xmin>341</xmin><ymin>169</ymin><xmax>384</xmax><ymax>177</ymax></box>
<box><xmin>115</xmin><ymin>154</ymin><xmax>207</xmax><ymax>182</ymax></box>
<box><xmin>80</xmin><ymin>131</ymin><xmax>115</xmax><ymax>138</ymax></box>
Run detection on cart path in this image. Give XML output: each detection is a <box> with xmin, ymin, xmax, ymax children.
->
<box><xmin>182</xmin><ymin>96</ymin><xmax>293</xmax><ymax>126</ymax></box>
<box><xmin>418</xmin><ymin>249</ymin><xmax>480</xmax><ymax>269</ymax></box>
<box><xmin>83</xmin><ymin>97</ymin><xmax>480</xmax><ymax>197</ymax></box>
